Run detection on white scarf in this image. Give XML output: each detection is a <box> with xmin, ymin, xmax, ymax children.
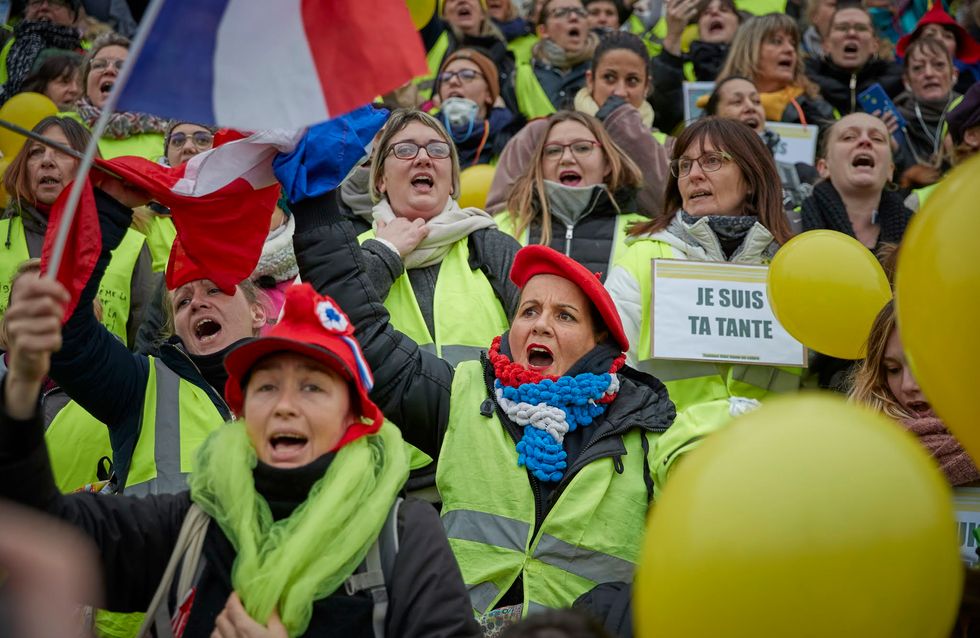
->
<box><xmin>371</xmin><ymin>197</ymin><xmax>497</xmax><ymax>270</ymax></box>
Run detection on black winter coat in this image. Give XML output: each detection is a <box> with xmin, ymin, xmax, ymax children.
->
<box><xmin>804</xmin><ymin>56</ymin><xmax>904</xmax><ymax>116</ymax></box>
<box><xmin>0</xmin><ymin>393</ymin><xmax>480</xmax><ymax>638</ymax></box>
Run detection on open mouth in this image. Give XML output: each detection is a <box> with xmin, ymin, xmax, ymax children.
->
<box><xmin>193</xmin><ymin>318</ymin><xmax>222</xmax><ymax>343</ymax></box>
<box><xmin>907</xmin><ymin>401</ymin><xmax>934</xmax><ymax>417</ymax></box>
<box><xmin>268</xmin><ymin>431</ymin><xmax>310</xmax><ymax>463</ymax></box>
<box><xmin>559</xmin><ymin>169</ymin><xmax>582</xmax><ymax>186</ymax></box>
<box><xmin>99</xmin><ymin>80</ymin><xmax>114</xmax><ymax>98</ymax></box>
<box><xmin>689</xmin><ymin>189</ymin><xmax>713</xmax><ymax>200</ymax></box>
<box><xmin>843</xmin><ymin>42</ymin><xmax>859</xmax><ymax>55</ymax></box>
<box><xmin>456</xmin><ymin>5</ymin><xmax>472</xmax><ymax>18</ymax></box>
<box><xmin>851</xmin><ymin>153</ymin><xmax>876</xmax><ymax>169</ymax></box>
<box><xmin>526</xmin><ymin>344</ymin><xmax>554</xmax><ymax>370</ymax></box>
<box><xmin>707</xmin><ymin>19</ymin><xmax>725</xmax><ymax>35</ymax></box>
<box><xmin>411</xmin><ymin>173</ymin><xmax>434</xmax><ymax>192</ymax></box>
<box><xmin>567</xmin><ymin>26</ymin><xmax>582</xmax><ymax>39</ymax></box>
<box><xmin>742</xmin><ymin>115</ymin><xmax>761</xmax><ymax>130</ymax></box>
<box><xmin>38</xmin><ymin>175</ymin><xmax>61</xmax><ymax>186</ymax></box>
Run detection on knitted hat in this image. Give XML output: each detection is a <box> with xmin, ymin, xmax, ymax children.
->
<box><xmin>509</xmin><ymin>245</ymin><xmax>629</xmax><ymax>352</ymax></box>
<box><xmin>896</xmin><ymin>3</ymin><xmax>980</xmax><ymax>64</ymax></box>
<box><xmin>224</xmin><ymin>283</ymin><xmax>382</xmax><ymax>448</ymax></box>
<box><xmin>437</xmin><ymin>48</ymin><xmax>500</xmax><ymax>105</ymax></box>
<box><xmin>947</xmin><ymin>82</ymin><xmax>980</xmax><ymax>144</ymax></box>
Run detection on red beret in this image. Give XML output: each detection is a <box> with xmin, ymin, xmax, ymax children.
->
<box><xmin>510</xmin><ymin>245</ymin><xmax>629</xmax><ymax>353</ymax></box>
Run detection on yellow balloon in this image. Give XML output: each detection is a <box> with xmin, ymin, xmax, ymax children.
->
<box><xmin>406</xmin><ymin>0</ymin><xmax>436</xmax><ymax>30</ymax></box>
<box><xmin>0</xmin><ymin>92</ymin><xmax>59</xmax><ymax>160</ymax></box>
<box><xmin>635</xmin><ymin>394</ymin><xmax>962</xmax><ymax>638</ymax></box>
<box><xmin>457</xmin><ymin>164</ymin><xmax>495</xmax><ymax>210</ymax></box>
<box><xmin>895</xmin><ymin>153</ymin><xmax>980</xmax><ymax>463</ymax></box>
<box><xmin>767</xmin><ymin>230</ymin><xmax>891</xmax><ymax>359</ymax></box>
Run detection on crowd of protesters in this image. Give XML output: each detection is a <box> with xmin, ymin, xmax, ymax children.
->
<box><xmin>0</xmin><ymin>0</ymin><xmax>978</xmax><ymax>636</ymax></box>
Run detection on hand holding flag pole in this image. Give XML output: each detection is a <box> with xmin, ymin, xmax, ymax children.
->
<box><xmin>42</xmin><ymin>0</ymin><xmax>166</xmax><ymax>282</ymax></box>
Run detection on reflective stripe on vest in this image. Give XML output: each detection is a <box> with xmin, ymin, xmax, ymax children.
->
<box><xmin>0</xmin><ymin>216</ymin><xmax>143</xmax><ymax>343</ymax></box>
<box><xmin>514</xmin><ymin>64</ymin><xmax>556</xmax><ymax>120</ymax></box>
<box><xmin>357</xmin><ymin>230</ymin><xmax>509</xmax><ymax>367</ymax></box>
<box><xmin>494</xmin><ymin>211</ymin><xmax>646</xmax><ymax>278</ymax></box>
<box><xmin>46</xmin><ymin>400</ymin><xmax>113</xmax><ymax>493</ymax></box>
<box><xmin>124</xmin><ymin>357</ymin><xmax>224</xmax><ymax>496</ymax></box>
<box><xmin>618</xmin><ymin>238</ymin><xmax>803</xmax><ymax>413</ymax></box>
<box><xmin>438</xmin><ymin>361</ymin><xmax>652</xmax><ymax>615</ymax></box>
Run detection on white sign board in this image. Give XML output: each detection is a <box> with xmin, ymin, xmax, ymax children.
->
<box><xmin>954</xmin><ymin>487</ymin><xmax>980</xmax><ymax>566</ymax></box>
<box><xmin>683</xmin><ymin>81</ymin><xmax>715</xmax><ymax>123</ymax></box>
<box><xmin>766</xmin><ymin>121</ymin><xmax>820</xmax><ymax>166</ymax></box>
<box><xmin>650</xmin><ymin>260</ymin><xmax>806</xmax><ymax>367</ymax></box>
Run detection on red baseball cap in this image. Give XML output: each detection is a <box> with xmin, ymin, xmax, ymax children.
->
<box><xmin>509</xmin><ymin>245</ymin><xmax>629</xmax><ymax>353</ymax></box>
<box><xmin>224</xmin><ymin>283</ymin><xmax>383</xmax><ymax>450</ymax></box>
<box><xmin>897</xmin><ymin>3</ymin><xmax>980</xmax><ymax>64</ymax></box>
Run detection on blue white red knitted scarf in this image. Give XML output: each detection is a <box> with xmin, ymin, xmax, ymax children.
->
<box><xmin>488</xmin><ymin>336</ymin><xmax>625</xmax><ymax>482</ymax></box>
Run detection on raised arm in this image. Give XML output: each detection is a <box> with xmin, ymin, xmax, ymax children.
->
<box><xmin>290</xmin><ymin>191</ymin><xmax>456</xmax><ymax>459</ymax></box>
<box><xmin>48</xmin><ymin>188</ymin><xmax>152</xmax><ymax>429</ymax></box>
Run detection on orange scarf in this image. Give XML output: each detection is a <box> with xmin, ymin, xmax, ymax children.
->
<box><xmin>760</xmin><ymin>85</ymin><xmax>805</xmax><ymax>122</ymax></box>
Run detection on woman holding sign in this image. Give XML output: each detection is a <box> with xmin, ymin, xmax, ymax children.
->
<box><xmin>606</xmin><ymin>117</ymin><xmax>803</xmax><ymax>422</ymax></box>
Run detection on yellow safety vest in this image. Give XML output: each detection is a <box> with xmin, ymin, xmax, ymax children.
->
<box><xmin>494</xmin><ymin>210</ymin><xmax>646</xmax><ymax>277</ymax></box>
<box><xmin>140</xmin><ymin>214</ymin><xmax>177</xmax><ymax>272</ymax></box>
<box><xmin>0</xmin><ymin>215</ymin><xmax>144</xmax><ymax>343</ymax></box>
<box><xmin>60</xmin><ymin>111</ymin><xmax>165</xmax><ymax>161</ymax></box>
<box><xmin>45</xmin><ymin>399</ymin><xmax>113</xmax><ymax>493</ymax></box>
<box><xmin>357</xmin><ymin>229</ymin><xmax>509</xmax><ymax>367</ymax></box>
<box><xmin>124</xmin><ymin>357</ymin><xmax>225</xmax><ymax>496</ymax></box>
<box><xmin>439</xmin><ymin>360</ymin><xmax>655</xmax><ymax>616</ymax></box>
<box><xmin>614</xmin><ymin>238</ymin><xmax>804</xmax><ymax>413</ymax></box>
<box><xmin>507</xmin><ymin>34</ymin><xmax>537</xmax><ymax>65</ymax></box>
<box><xmin>514</xmin><ymin>63</ymin><xmax>557</xmax><ymax>120</ymax></box>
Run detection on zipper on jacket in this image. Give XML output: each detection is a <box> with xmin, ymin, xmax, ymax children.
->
<box><xmin>564</xmin><ymin>224</ymin><xmax>574</xmax><ymax>257</ymax></box>
<box><xmin>481</xmin><ymin>353</ymin><xmax>546</xmax><ymax>534</ymax></box>
<box><xmin>849</xmin><ymin>74</ymin><xmax>857</xmax><ymax>113</ymax></box>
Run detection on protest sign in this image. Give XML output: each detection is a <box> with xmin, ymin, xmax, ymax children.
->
<box><xmin>766</xmin><ymin>122</ymin><xmax>820</xmax><ymax>165</ymax></box>
<box><xmin>650</xmin><ymin>260</ymin><xmax>806</xmax><ymax>367</ymax></box>
<box><xmin>682</xmin><ymin>81</ymin><xmax>715</xmax><ymax>123</ymax></box>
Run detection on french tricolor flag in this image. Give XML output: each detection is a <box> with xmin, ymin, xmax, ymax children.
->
<box><xmin>117</xmin><ymin>0</ymin><xmax>427</xmax><ymax>130</ymax></box>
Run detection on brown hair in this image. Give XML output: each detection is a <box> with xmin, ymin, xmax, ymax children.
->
<box><xmin>368</xmin><ymin>109</ymin><xmax>461</xmax><ymax>204</ymax></box>
<box><xmin>629</xmin><ymin>117</ymin><xmax>791</xmax><ymax>244</ymax></box>
<box><xmin>848</xmin><ymin>300</ymin><xmax>910</xmax><ymax>420</ymax></box>
<box><xmin>903</xmin><ymin>36</ymin><xmax>955</xmax><ymax>82</ymax></box>
<box><xmin>717</xmin><ymin>13</ymin><xmax>820</xmax><ymax>98</ymax></box>
<box><xmin>505</xmin><ymin>110</ymin><xmax>642</xmax><ymax>245</ymax></box>
<box><xmin>3</xmin><ymin>116</ymin><xmax>93</xmax><ymax>207</ymax></box>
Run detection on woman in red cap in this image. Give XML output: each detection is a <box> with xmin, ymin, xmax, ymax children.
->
<box><xmin>896</xmin><ymin>1</ymin><xmax>980</xmax><ymax>95</ymax></box>
<box><xmin>0</xmin><ymin>278</ymin><xmax>481</xmax><ymax>638</ymax></box>
<box><xmin>288</xmin><ymin>186</ymin><xmax>675</xmax><ymax>630</ymax></box>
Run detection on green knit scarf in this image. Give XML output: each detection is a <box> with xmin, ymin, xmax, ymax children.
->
<box><xmin>188</xmin><ymin>420</ymin><xmax>409</xmax><ymax>637</ymax></box>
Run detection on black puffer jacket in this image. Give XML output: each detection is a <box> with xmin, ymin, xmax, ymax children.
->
<box><xmin>650</xmin><ymin>41</ymin><xmax>729</xmax><ymax>133</ymax></box>
<box><xmin>804</xmin><ymin>56</ymin><xmax>904</xmax><ymax>116</ymax></box>
<box><xmin>518</xmin><ymin>187</ymin><xmax>640</xmax><ymax>282</ymax></box>
<box><xmin>0</xmin><ymin>403</ymin><xmax>480</xmax><ymax>638</ymax></box>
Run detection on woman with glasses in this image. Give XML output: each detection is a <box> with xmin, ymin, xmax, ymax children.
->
<box><xmin>359</xmin><ymin>109</ymin><xmax>520</xmax><ymax>367</ymax></box>
<box><xmin>607</xmin><ymin>117</ymin><xmax>803</xmax><ymax>417</ymax></box>
<box><xmin>66</xmin><ymin>33</ymin><xmax>169</xmax><ymax>161</ymax></box>
<box><xmin>515</xmin><ymin>0</ymin><xmax>598</xmax><ymax>119</ymax></box>
<box><xmin>419</xmin><ymin>0</ymin><xmax>519</xmax><ymax>113</ymax></box>
<box><xmin>716</xmin><ymin>13</ymin><xmax>834</xmax><ymax>129</ymax></box>
<box><xmin>431</xmin><ymin>48</ymin><xmax>522</xmax><ymax>166</ymax></box>
<box><xmin>497</xmin><ymin>110</ymin><xmax>643</xmax><ymax>281</ymax></box>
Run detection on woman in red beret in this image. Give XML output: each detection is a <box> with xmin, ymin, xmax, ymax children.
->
<box><xmin>288</xmin><ymin>186</ymin><xmax>675</xmax><ymax>630</ymax></box>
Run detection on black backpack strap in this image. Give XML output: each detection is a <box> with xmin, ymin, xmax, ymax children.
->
<box><xmin>343</xmin><ymin>497</ymin><xmax>403</xmax><ymax>638</ymax></box>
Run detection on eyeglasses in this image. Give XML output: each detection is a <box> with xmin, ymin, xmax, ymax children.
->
<box><xmin>670</xmin><ymin>150</ymin><xmax>734</xmax><ymax>177</ymax></box>
<box><xmin>438</xmin><ymin>69</ymin><xmax>484</xmax><ymax>84</ymax></box>
<box><xmin>90</xmin><ymin>58</ymin><xmax>125</xmax><ymax>72</ymax></box>
<box><xmin>548</xmin><ymin>6</ymin><xmax>587</xmax><ymax>19</ymax></box>
<box><xmin>543</xmin><ymin>139</ymin><xmax>601</xmax><ymax>160</ymax></box>
<box><xmin>831</xmin><ymin>22</ymin><xmax>872</xmax><ymax>34</ymax></box>
<box><xmin>169</xmin><ymin>131</ymin><xmax>214</xmax><ymax>149</ymax></box>
<box><xmin>387</xmin><ymin>141</ymin><xmax>452</xmax><ymax>160</ymax></box>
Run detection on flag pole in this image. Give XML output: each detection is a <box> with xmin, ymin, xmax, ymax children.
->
<box><xmin>44</xmin><ymin>0</ymin><xmax>168</xmax><ymax>280</ymax></box>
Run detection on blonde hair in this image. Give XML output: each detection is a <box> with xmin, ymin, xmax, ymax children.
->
<box><xmin>368</xmin><ymin>109</ymin><xmax>461</xmax><ymax>205</ymax></box>
<box><xmin>717</xmin><ymin>13</ymin><xmax>819</xmax><ymax>97</ymax></box>
<box><xmin>848</xmin><ymin>300</ymin><xmax>913</xmax><ymax>420</ymax></box>
<box><xmin>162</xmin><ymin>279</ymin><xmax>266</xmax><ymax>340</ymax></box>
<box><xmin>505</xmin><ymin>111</ymin><xmax>642</xmax><ymax>245</ymax></box>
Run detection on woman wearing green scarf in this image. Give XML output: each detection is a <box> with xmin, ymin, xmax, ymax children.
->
<box><xmin>0</xmin><ymin>278</ymin><xmax>480</xmax><ymax>638</ymax></box>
